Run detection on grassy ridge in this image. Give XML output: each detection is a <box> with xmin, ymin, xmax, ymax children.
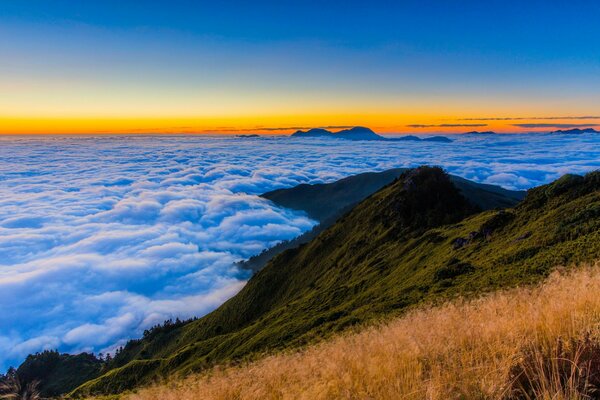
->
<box><xmin>242</xmin><ymin>169</ymin><xmax>524</xmax><ymax>272</ymax></box>
<box><xmin>262</xmin><ymin>168</ymin><xmax>525</xmax><ymax>221</ymax></box>
<box><xmin>72</xmin><ymin>167</ymin><xmax>600</xmax><ymax>397</ymax></box>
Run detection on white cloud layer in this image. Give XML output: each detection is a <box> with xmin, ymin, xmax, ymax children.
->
<box><xmin>0</xmin><ymin>133</ymin><xmax>599</xmax><ymax>370</ymax></box>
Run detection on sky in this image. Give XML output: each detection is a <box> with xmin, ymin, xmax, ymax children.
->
<box><xmin>1</xmin><ymin>0</ymin><xmax>600</xmax><ymax>134</ymax></box>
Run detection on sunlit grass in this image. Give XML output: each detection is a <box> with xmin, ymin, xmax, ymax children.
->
<box><xmin>127</xmin><ymin>262</ymin><xmax>600</xmax><ymax>400</ymax></box>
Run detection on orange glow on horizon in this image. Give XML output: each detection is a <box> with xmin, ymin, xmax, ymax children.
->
<box><xmin>1</xmin><ymin>115</ymin><xmax>597</xmax><ymax>135</ymax></box>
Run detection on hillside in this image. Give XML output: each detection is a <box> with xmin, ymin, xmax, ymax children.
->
<box><xmin>68</xmin><ymin>167</ymin><xmax>600</xmax><ymax>398</ymax></box>
<box><xmin>262</xmin><ymin>168</ymin><xmax>525</xmax><ymax>221</ymax></box>
<box><xmin>129</xmin><ymin>263</ymin><xmax>600</xmax><ymax>400</ymax></box>
<box><xmin>239</xmin><ymin>169</ymin><xmax>415</xmax><ymax>271</ymax></box>
<box><xmin>239</xmin><ymin>169</ymin><xmax>525</xmax><ymax>271</ymax></box>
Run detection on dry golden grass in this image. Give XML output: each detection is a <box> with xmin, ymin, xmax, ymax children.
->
<box><xmin>128</xmin><ymin>263</ymin><xmax>600</xmax><ymax>400</ymax></box>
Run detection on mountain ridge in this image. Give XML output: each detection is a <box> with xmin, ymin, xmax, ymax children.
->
<box><xmin>262</xmin><ymin>168</ymin><xmax>525</xmax><ymax>221</ymax></box>
<box><xmin>238</xmin><ymin>169</ymin><xmax>525</xmax><ymax>272</ymax></box>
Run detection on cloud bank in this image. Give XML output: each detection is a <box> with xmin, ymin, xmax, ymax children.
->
<box><xmin>0</xmin><ymin>133</ymin><xmax>599</xmax><ymax>370</ymax></box>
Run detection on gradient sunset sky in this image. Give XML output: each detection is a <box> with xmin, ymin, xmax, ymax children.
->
<box><xmin>1</xmin><ymin>0</ymin><xmax>600</xmax><ymax>134</ymax></box>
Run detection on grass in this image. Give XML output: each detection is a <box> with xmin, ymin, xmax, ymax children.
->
<box><xmin>126</xmin><ymin>262</ymin><xmax>600</xmax><ymax>400</ymax></box>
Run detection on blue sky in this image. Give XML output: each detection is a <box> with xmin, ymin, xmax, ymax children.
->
<box><xmin>4</xmin><ymin>0</ymin><xmax>599</xmax><ymax>55</ymax></box>
<box><xmin>1</xmin><ymin>1</ymin><xmax>600</xmax><ymax>133</ymax></box>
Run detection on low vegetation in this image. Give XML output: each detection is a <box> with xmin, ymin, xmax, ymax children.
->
<box><xmin>128</xmin><ymin>263</ymin><xmax>600</xmax><ymax>400</ymax></box>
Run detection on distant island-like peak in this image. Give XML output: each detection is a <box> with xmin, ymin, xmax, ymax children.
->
<box><xmin>463</xmin><ymin>131</ymin><xmax>497</xmax><ymax>135</ymax></box>
<box><xmin>333</xmin><ymin>126</ymin><xmax>380</xmax><ymax>140</ymax></box>
<box><xmin>291</xmin><ymin>128</ymin><xmax>333</xmax><ymax>138</ymax></box>
<box><xmin>550</xmin><ymin>128</ymin><xmax>598</xmax><ymax>134</ymax></box>
<box><xmin>292</xmin><ymin>126</ymin><xmax>380</xmax><ymax>140</ymax></box>
<box><xmin>291</xmin><ymin>126</ymin><xmax>452</xmax><ymax>142</ymax></box>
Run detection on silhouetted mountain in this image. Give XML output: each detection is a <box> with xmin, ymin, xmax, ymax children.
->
<box><xmin>421</xmin><ymin>135</ymin><xmax>453</xmax><ymax>142</ymax></box>
<box><xmin>550</xmin><ymin>128</ymin><xmax>598</xmax><ymax>134</ymax></box>
<box><xmin>292</xmin><ymin>126</ymin><xmax>384</xmax><ymax>140</ymax></box>
<box><xmin>333</xmin><ymin>126</ymin><xmax>381</xmax><ymax>140</ymax></box>
<box><xmin>463</xmin><ymin>131</ymin><xmax>497</xmax><ymax>135</ymax></box>
<box><xmin>392</xmin><ymin>135</ymin><xmax>452</xmax><ymax>142</ymax></box>
<box><xmin>66</xmin><ymin>167</ymin><xmax>599</xmax><ymax>398</ymax></box>
<box><xmin>291</xmin><ymin>128</ymin><xmax>333</xmax><ymax>138</ymax></box>
<box><xmin>291</xmin><ymin>126</ymin><xmax>452</xmax><ymax>142</ymax></box>
<box><xmin>399</xmin><ymin>135</ymin><xmax>421</xmax><ymax>140</ymax></box>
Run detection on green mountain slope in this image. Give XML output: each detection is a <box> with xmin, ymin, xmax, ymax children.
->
<box><xmin>262</xmin><ymin>168</ymin><xmax>409</xmax><ymax>221</ymax></box>
<box><xmin>239</xmin><ymin>168</ymin><xmax>525</xmax><ymax>271</ymax></box>
<box><xmin>240</xmin><ymin>169</ymin><xmax>417</xmax><ymax>271</ymax></box>
<box><xmin>262</xmin><ymin>168</ymin><xmax>524</xmax><ymax>221</ymax></box>
<box><xmin>70</xmin><ymin>167</ymin><xmax>600</xmax><ymax>398</ymax></box>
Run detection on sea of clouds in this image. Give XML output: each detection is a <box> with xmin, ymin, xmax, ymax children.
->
<box><xmin>0</xmin><ymin>133</ymin><xmax>599</xmax><ymax>370</ymax></box>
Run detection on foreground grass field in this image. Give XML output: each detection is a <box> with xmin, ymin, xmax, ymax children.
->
<box><xmin>128</xmin><ymin>263</ymin><xmax>600</xmax><ymax>400</ymax></box>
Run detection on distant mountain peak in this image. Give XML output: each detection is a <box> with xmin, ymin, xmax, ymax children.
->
<box><xmin>550</xmin><ymin>128</ymin><xmax>598</xmax><ymax>134</ymax></box>
<box><xmin>336</xmin><ymin>126</ymin><xmax>375</xmax><ymax>134</ymax></box>
<box><xmin>291</xmin><ymin>128</ymin><xmax>333</xmax><ymax>137</ymax></box>
<box><xmin>290</xmin><ymin>126</ymin><xmax>452</xmax><ymax>143</ymax></box>
<box><xmin>291</xmin><ymin>126</ymin><xmax>383</xmax><ymax>140</ymax></box>
<box><xmin>463</xmin><ymin>131</ymin><xmax>497</xmax><ymax>135</ymax></box>
<box><xmin>334</xmin><ymin>126</ymin><xmax>381</xmax><ymax>140</ymax></box>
